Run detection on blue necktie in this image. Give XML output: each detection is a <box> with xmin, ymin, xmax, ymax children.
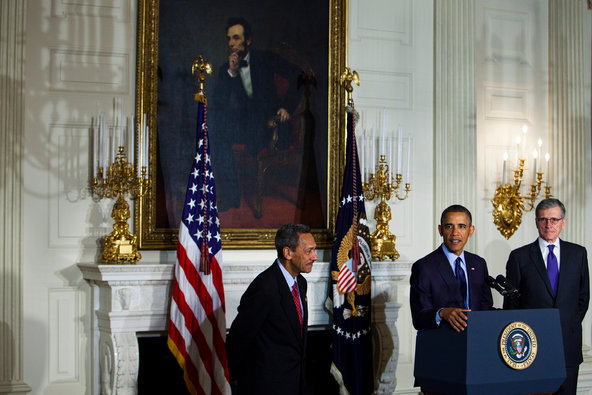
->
<box><xmin>547</xmin><ymin>245</ymin><xmax>559</xmax><ymax>296</ymax></box>
<box><xmin>455</xmin><ymin>257</ymin><xmax>468</xmax><ymax>309</ymax></box>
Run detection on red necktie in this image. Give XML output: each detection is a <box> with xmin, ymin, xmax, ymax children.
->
<box><xmin>291</xmin><ymin>282</ymin><xmax>303</xmax><ymax>331</ymax></box>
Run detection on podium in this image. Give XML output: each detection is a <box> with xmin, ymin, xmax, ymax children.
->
<box><xmin>414</xmin><ymin>309</ymin><xmax>566</xmax><ymax>395</ymax></box>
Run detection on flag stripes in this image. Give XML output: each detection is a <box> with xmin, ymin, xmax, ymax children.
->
<box><xmin>168</xmin><ymin>95</ymin><xmax>230</xmax><ymax>395</ymax></box>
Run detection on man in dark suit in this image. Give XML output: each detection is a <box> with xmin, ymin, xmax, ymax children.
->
<box><xmin>410</xmin><ymin>205</ymin><xmax>494</xmax><ymax>332</ymax></box>
<box><xmin>210</xmin><ymin>17</ymin><xmax>298</xmax><ymax>211</ymax></box>
<box><xmin>504</xmin><ymin>198</ymin><xmax>589</xmax><ymax>394</ymax></box>
<box><xmin>226</xmin><ymin>223</ymin><xmax>317</xmax><ymax>395</ymax></box>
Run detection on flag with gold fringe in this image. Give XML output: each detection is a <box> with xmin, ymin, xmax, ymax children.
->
<box><xmin>329</xmin><ymin>99</ymin><xmax>374</xmax><ymax>395</ymax></box>
<box><xmin>168</xmin><ymin>90</ymin><xmax>231</xmax><ymax>395</ymax></box>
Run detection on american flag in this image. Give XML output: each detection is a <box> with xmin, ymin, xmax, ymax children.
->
<box><xmin>329</xmin><ymin>100</ymin><xmax>373</xmax><ymax>394</ymax></box>
<box><xmin>168</xmin><ymin>92</ymin><xmax>231</xmax><ymax>395</ymax></box>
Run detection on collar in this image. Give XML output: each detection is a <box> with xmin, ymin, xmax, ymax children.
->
<box><xmin>538</xmin><ymin>236</ymin><xmax>560</xmax><ymax>249</ymax></box>
<box><xmin>441</xmin><ymin>243</ymin><xmax>467</xmax><ymax>266</ymax></box>
<box><xmin>276</xmin><ymin>259</ymin><xmax>297</xmax><ymax>289</ymax></box>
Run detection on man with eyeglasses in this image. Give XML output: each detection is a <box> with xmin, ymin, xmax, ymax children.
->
<box><xmin>504</xmin><ymin>198</ymin><xmax>589</xmax><ymax>394</ymax></box>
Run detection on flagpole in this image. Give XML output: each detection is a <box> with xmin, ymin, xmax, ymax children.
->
<box><xmin>330</xmin><ymin>67</ymin><xmax>374</xmax><ymax>395</ymax></box>
<box><xmin>169</xmin><ymin>55</ymin><xmax>231</xmax><ymax>395</ymax></box>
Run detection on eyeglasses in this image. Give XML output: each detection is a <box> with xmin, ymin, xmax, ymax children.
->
<box><xmin>535</xmin><ymin>217</ymin><xmax>563</xmax><ymax>225</ymax></box>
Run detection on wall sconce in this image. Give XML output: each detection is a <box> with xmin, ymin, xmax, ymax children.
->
<box><xmin>491</xmin><ymin>130</ymin><xmax>552</xmax><ymax>239</ymax></box>
<box><xmin>359</xmin><ymin>111</ymin><xmax>412</xmax><ymax>261</ymax></box>
<box><xmin>91</xmin><ymin>101</ymin><xmax>151</xmax><ymax>263</ymax></box>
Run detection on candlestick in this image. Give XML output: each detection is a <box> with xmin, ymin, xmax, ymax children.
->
<box><xmin>545</xmin><ymin>153</ymin><xmax>550</xmax><ymax>184</ymax></box>
<box><xmin>144</xmin><ymin>126</ymin><xmax>150</xmax><ymax>177</ymax></box>
<box><xmin>406</xmin><ymin>136</ymin><xmax>411</xmax><ymax>182</ymax></box>
<box><xmin>388</xmin><ymin>134</ymin><xmax>393</xmax><ymax>177</ymax></box>
<box><xmin>371</xmin><ymin>127</ymin><xmax>376</xmax><ymax>171</ymax></box>
<box><xmin>397</xmin><ymin>125</ymin><xmax>403</xmax><ymax>174</ymax></box>
<box><xmin>502</xmin><ymin>152</ymin><xmax>508</xmax><ymax>185</ymax></box>
<box><xmin>380</xmin><ymin>110</ymin><xmax>385</xmax><ymax>155</ymax></box>
<box><xmin>521</xmin><ymin>124</ymin><xmax>528</xmax><ymax>157</ymax></box>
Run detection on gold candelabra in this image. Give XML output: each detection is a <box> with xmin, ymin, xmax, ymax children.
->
<box><xmin>491</xmin><ymin>158</ymin><xmax>551</xmax><ymax>239</ymax></box>
<box><xmin>93</xmin><ymin>146</ymin><xmax>150</xmax><ymax>263</ymax></box>
<box><xmin>363</xmin><ymin>155</ymin><xmax>411</xmax><ymax>261</ymax></box>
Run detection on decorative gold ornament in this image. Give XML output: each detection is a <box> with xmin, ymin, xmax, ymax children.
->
<box><xmin>340</xmin><ymin>67</ymin><xmax>359</xmax><ymax>100</ymax></box>
<box><xmin>363</xmin><ymin>155</ymin><xmax>410</xmax><ymax>260</ymax></box>
<box><xmin>491</xmin><ymin>158</ymin><xmax>551</xmax><ymax>239</ymax></box>
<box><xmin>192</xmin><ymin>55</ymin><xmax>212</xmax><ymax>99</ymax></box>
<box><xmin>93</xmin><ymin>147</ymin><xmax>151</xmax><ymax>263</ymax></box>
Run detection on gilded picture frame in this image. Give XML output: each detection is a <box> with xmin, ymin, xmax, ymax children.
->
<box><xmin>134</xmin><ymin>0</ymin><xmax>346</xmax><ymax>249</ymax></box>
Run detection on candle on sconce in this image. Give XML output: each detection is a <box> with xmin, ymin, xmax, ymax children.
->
<box><xmin>144</xmin><ymin>126</ymin><xmax>150</xmax><ymax>178</ymax></box>
<box><xmin>129</xmin><ymin>115</ymin><xmax>135</xmax><ymax>165</ymax></box>
<box><xmin>537</xmin><ymin>138</ymin><xmax>542</xmax><ymax>160</ymax></box>
<box><xmin>138</xmin><ymin>114</ymin><xmax>146</xmax><ymax>178</ymax></box>
<box><xmin>545</xmin><ymin>152</ymin><xmax>550</xmax><ymax>184</ymax></box>
<box><xmin>532</xmin><ymin>149</ymin><xmax>538</xmax><ymax>180</ymax></box>
<box><xmin>371</xmin><ymin>127</ymin><xmax>376</xmax><ymax>172</ymax></box>
<box><xmin>406</xmin><ymin>135</ymin><xmax>411</xmax><ymax>182</ymax></box>
<box><xmin>120</xmin><ymin>97</ymin><xmax>125</xmax><ymax>147</ymax></box>
<box><xmin>92</xmin><ymin>117</ymin><xmax>98</xmax><ymax>178</ymax></box>
<box><xmin>502</xmin><ymin>152</ymin><xmax>508</xmax><ymax>185</ymax></box>
<box><xmin>397</xmin><ymin>125</ymin><xmax>403</xmax><ymax>174</ymax></box>
<box><xmin>380</xmin><ymin>110</ymin><xmax>386</xmax><ymax>156</ymax></box>
<box><xmin>515</xmin><ymin>135</ymin><xmax>521</xmax><ymax>165</ymax></box>
<box><xmin>388</xmin><ymin>133</ymin><xmax>393</xmax><ymax>174</ymax></box>
<box><xmin>99</xmin><ymin>113</ymin><xmax>106</xmax><ymax>170</ymax></box>
<box><xmin>521</xmin><ymin>124</ymin><xmax>528</xmax><ymax>157</ymax></box>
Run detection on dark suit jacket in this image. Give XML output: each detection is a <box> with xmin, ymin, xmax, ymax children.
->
<box><xmin>226</xmin><ymin>261</ymin><xmax>309</xmax><ymax>395</ymax></box>
<box><xmin>504</xmin><ymin>239</ymin><xmax>590</xmax><ymax>367</ymax></box>
<box><xmin>211</xmin><ymin>49</ymin><xmax>298</xmax><ymax>152</ymax></box>
<box><xmin>410</xmin><ymin>245</ymin><xmax>494</xmax><ymax>330</ymax></box>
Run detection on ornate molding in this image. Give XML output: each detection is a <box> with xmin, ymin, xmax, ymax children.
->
<box><xmin>100</xmin><ymin>332</ymin><xmax>139</xmax><ymax>395</ymax></box>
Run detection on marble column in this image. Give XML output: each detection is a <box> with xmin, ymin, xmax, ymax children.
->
<box><xmin>548</xmin><ymin>0</ymin><xmax>589</xmax><ymax>245</ymax></box>
<box><xmin>0</xmin><ymin>1</ymin><xmax>32</xmax><ymax>393</ymax></box>
<box><xmin>434</xmin><ymin>0</ymin><xmax>477</xmax><ymax>247</ymax></box>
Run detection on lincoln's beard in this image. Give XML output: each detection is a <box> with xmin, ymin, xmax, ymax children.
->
<box><xmin>229</xmin><ymin>46</ymin><xmax>249</xmax><ymax>60</ymax></box>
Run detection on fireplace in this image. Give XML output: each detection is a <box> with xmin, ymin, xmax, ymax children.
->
<box><xmin>79</xmin><ymin>261</ymin><xmax>407</xmax><ymax>394</ymax></box>
<box><xmin>137</xmin><ymin>329</ymin><xmax>338</xmax><ymax>395</ymax></box>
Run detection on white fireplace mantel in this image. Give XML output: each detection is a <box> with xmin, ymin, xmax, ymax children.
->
<box><xmin>78</xmin><ymin>261</ymin><xmax>410</xmax><ymax>395</ymax></box>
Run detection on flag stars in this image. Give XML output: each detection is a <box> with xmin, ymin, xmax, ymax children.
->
<box><xmin>192</xmin><ymin>168</ymin><xmax>199</xmax><ymax>178</ymax></box>
<box><xmin>189</xmin><ymin>184</ymin><xmax>198</xmax><ymax>194</ymax></box>
<box><xmin>187</xmin><ymin>199</ymin><xmax>196</xmax><ymax>209</ymax></box>
<box><xmin>194</xmin><ymin>229</ymin><xmax>202</xmax><ymax>240</ymax></box>
<box><xmin>197</xmin><ymin>215</ymin><xmax>204</xmax><ymax>225</ymax></box>
<box><xmin>346</xmin><ymin>195</ymin><xmax>353</xmax><ymax>203</ymax></box>
<box><xmin>185</xmin><ymin>213</ymin><xmax>194</xmax><ymax>224</ymax></box>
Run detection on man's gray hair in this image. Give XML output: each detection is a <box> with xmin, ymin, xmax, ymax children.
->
<box><xmin>535</xmin><ymin>198</ymin><xmax>566</xmax><ymax>218</ymax></box>
<box><xmin>275</xmin><ymin>224</ymin><xmax>311</xmax><ymax>260</ymax></box>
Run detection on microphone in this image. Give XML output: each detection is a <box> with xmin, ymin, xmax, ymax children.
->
<box><xmin>496</xmin><ymin>275</ymin><xmax>520</xmax><ymax>298</ymax></box>
<box><xmin>486</xmin><ymin>275</ymin><xmax>508</xmax><ymax>296</ymax></box>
